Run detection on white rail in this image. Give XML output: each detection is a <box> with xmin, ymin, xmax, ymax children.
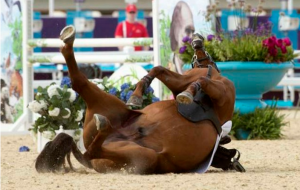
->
<box><xmin>278</xmin><ymin>78</ymin><xmax>300</xmax><ymax>86</ymax></box>
<box><xmin>28</xmin><ymin>38</ymin><xmax>153</xmax><ymax>48</ymax></box>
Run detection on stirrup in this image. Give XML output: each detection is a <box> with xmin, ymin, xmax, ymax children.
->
<box><xmin>60</xmin><ymin>25</ymin><xmax>76</xmax><ymax>45</ymax></box>
<box><xmin>229</xmin><ymin>150</ymin><xmax>246</xmax><ymax>172</ymax></box>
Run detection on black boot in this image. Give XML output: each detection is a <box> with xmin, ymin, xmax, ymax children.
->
<box><xmin>211</xmin><ymin>146</ymin><xmax>246</xmax><ymax>172</ymax></box>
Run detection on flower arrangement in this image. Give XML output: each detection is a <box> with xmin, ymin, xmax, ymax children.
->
<box><xmin>28</xmin><ymin>75</ymin><xmax>160</xmax><ymax>136</ymax></box>
<box><xmin>177</xmin><ymin>0</ymin><xmax>298</xmax><ymax>64</ymax></box>
<box><xmin>28</xmin><ymin>77</ymin><xmax>85</xmax><ymax>136</ymax></box>
<box><xmin>91</xmin><ymin>76</ymin><xmax>160</xmax><ymax>109</ymax></box>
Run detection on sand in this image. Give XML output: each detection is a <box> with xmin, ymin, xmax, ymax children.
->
<box><xmin>1</xmin><ymin>110</ymin><xmax>300</xmax><ymax>190</ymax></box>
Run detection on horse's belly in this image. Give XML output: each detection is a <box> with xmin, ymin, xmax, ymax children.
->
<box><xmin>132</xmin><ymin>101</ymin><xmax>217</xmax><ymax>171</ymax></box>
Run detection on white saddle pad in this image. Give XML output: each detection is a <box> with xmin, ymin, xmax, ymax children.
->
<box><xmin>195</xmin><ymin>120</ymin><xmax>232</xmax><ymax>173</ymax></box>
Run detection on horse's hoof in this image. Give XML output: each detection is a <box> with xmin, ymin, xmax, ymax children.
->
<box><xmin>176</xmin><ymin>91</ymin><xmax>193</xmax><ymax>104</ymax></box>
<box><xmin>60</xmin><ymin>25</ymin><xmax>76</xmax><ymax>45</ymax></box>
<box><xmin>93</xmin><ymin>114</ymin><xmax>107</xmax><ymax>131</ymax></box>
<box><xmin>126</xmin><ymin>95</ymin><xmax>143</xmax><ymax>107</ymax></box>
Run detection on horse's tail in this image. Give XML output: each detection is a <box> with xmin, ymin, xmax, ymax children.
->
<box><xmin>71</xmin><ymin>142</ymin><xmax>93</xmax><ymax>169</ymax></box>
<box><xmin>35</xmin><ymin>133</ymin><xmax>92</xmax><ymax>173</ymax></box>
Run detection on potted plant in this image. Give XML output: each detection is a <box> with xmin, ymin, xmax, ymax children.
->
<box><xmin>28</xmin><ymin>77</ymin><xmax>86</xmax><ymax>152</ymax></box>
<box><xmin>176</xmin><ymin>0</ymin><xmax>298</xmax><ymax>114</ymax></box>
<box><xmin>230</xmin><ymin>102</ymin><xmax>288</xmax><ymax>140</ymax></box>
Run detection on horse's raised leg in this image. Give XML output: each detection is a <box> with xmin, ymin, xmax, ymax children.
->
<box><xmin>60</xmin><ymin>26</ymin><xmax>135</xmax><ymax>148</ymax></box>
<box><xmin>127</xmin><ymin>66</ymin><xmax>199</xmax><ymax>107</ymax></box>
<box><xmin>85</xmin><ymin>114</ymin><xmax>158</xmax><ymax>174</ymax></box>
<box><xmin>177</xmin><ymin>66</ymin><xmax>235</xmax><ymax>107</ymax></box>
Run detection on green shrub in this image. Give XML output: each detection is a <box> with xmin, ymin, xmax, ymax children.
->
<box><xmin>230</xmin><ymin>104</ymin><xmax>288</xmax><ymax>140</ymax></box>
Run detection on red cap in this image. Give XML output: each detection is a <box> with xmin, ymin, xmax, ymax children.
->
<box><xmin>126</xmin><ymin>4</ymin><xmax>137</xmax><ymax>13</ymax></box>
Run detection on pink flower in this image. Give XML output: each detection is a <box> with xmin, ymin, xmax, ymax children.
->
<box><xmin>263</xmin><ymin>36</ymin><xmax>276</xmax><ymax>48</ymax></box>
<box><xmin>276</xmin><ymin>39</ymin><xmax>283</xmax><ymax>48</ymax></box>
<box><xmin>268</xmin><ymin>46</ymin><xmax>278</xmax><ymax>56</ymax></box>
<box><xmin>283</xmin><ymin>37</ymin><xmax>291</xmax><ymax>46</ymax></box>
<box><xmin>281</xmin><ymin>46</ymin><xmax>287</xmax><ymax>54</ymax></box>
<box><xmin>262</xmin><ymin>39</ymin><xmax>268</xmax><ymax>46</ymax></box>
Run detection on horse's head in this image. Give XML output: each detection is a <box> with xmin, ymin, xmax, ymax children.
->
<box><xmin>191</xmin><ymin>33</ymin><xmax>220</xmax><ymax>73</ymax></box>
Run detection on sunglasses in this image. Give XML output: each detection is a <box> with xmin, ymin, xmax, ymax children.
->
<box><xmin>129</xmin><ymin>11</ymin><xmax>136</xmax><ymax>14</ymax></box>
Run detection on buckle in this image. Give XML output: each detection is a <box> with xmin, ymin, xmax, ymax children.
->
<box><xmin>229</xmin><ymin>150</ymin><xmax>246</xmax><ymax>172</ymax></box>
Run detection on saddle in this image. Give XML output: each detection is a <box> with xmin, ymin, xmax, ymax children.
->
<box><xmin>177</xmin><ymin>65</ymin><xmax>222</xmax><ymax>135</ymax></box>
<box><xmin>177</xmin><ymin>65</ymin><xmax>231</xmax><ymax>144</ymax></box>
<box><xmin>178</xmin><ymin>91</ymin><xmax>222</xmax><ymax>134</ymax></box>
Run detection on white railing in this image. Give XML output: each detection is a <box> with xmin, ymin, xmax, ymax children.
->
<box><xmin>276</xmin><ymin>50</ymin><xmax>300</xmax><ymax>106</ymax></box>
<box><xmin>28</xmin><ymin>38</ymin><xmax>153</xmax><ymax>48</ymax></box>
<box><xmin>29</xmin><ymin>37</ymin><xmax>160</xmax><ymax>98</ymax></box>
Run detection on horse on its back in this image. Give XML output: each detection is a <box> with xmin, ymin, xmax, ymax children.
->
<box><xmin>35</xmin><ymin>26</ymin><xmax>244</xmax><ymax>174</ymax></box>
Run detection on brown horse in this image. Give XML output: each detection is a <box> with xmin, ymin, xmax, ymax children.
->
<box><xmin>35</xmin><ymin>26</ymin><xmax>244</xmax><ymax>174</ymax></box>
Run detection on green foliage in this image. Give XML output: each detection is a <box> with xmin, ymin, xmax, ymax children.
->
<box><xmin>175</xmin><ymin>0</ymin><xmax>298</xmax><ymax>64</ymax></box>
<box><xmin>204</xmin><ymin>35</ymin><xmax>267</xmax><ymax>62</ymax></box>
<box><xmin>29</xmin><ymin>84</ymin><xmax>85</xmax><ymax>134</ymax></box>
<box><xmin>133</xmin><ymin>39</ymin><xmax>153</xmax><ymax>46</ymax></box>
<box><xmin>8</xmin><ymin>17</ymin><xmax>23</xmax><ymax>70</ymax></box>
<box><xmin>231</xmin><ymin>104</ymin><xmax>288</xmax><ymax>140</ymax></box>
<box><xmin>159</xmin><ymin>10</ymin><xmax>173</xmax><ymax>99</ymax></box>
<box><xmin>124</xmin><ymin>55</ymin><xmax>152</xmax><ymax>63</ymax></box>
<box><xmin>13</xmin><ymin>97</ymin><xmax>23</xmax><ymax>122</ymax></box>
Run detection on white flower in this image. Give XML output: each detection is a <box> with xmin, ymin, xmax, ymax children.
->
<box><xmin>97</xmin><ymin>84</ymin><xmax>105</xmax><ymax>90</ymax></box>
<box><xmin>28</xmin><ymin>100</ymin><xmax>47</xmax><ymax>113</ymax></box>
<box><xmin>39</xmin><ymin>100</ymin><xmax>48</xmax><ymax>110</ymax></box>
<box><xmin>36</xmin><ymin>92</ymin><xmax>42</xmax><ymax>96</ymax></box>
<box><xmin>67</xmin><ymin>89</ymin><xmax>76</xmax><ymax>102</ymax></box>
<box><xmin>75</xmin><ymin>110</ymin><xmax>83</xmax><ymax>121</ymax></box>
<box><xmin>91</xmin><ymin>79</ymin><xmax>102</xmax><ymax>84</ymax></box>
<box><xmin>47</xmin><ymin>84</ymin><xmax>61</xmax><ymax>98</ymax></box>
<box><xmin>49</xmin><ymin>107</ymin><xmax>60</xmax><ymax>116</ymax></box>
<box><xmin>62</xmin><ymin>108</ymin><xmax>71</xmax><ymax>118</ymax></box>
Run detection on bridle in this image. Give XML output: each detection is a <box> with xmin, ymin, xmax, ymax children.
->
<box><xmin>191</xmin><ymin>50</ymin><xmax>213</xmax><ymax>69</ymax></box>
<box><xmin>191</xmin><ymin>37</ymin><xmax>220</xmax><ymax>73</ymax></box>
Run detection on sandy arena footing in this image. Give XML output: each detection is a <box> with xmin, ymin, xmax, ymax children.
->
<box><xmin>1</xmin><ymin>110</ymin><xmax>300</xmax><ymax>190</ymax></box>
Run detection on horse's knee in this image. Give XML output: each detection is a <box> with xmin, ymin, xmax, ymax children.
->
<box><xmin>133</xmin><ymin>149</ymin><xmax>158</xmax><ymax>174</ymax></box>
<box><xmin>152</xmin><ymin>66</ymin><xmax>165</xmax><ymax>74</ymax></box>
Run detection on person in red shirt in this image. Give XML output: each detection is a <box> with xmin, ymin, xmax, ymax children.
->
<box><xmin>114</xmin><ymin>4</ymin><xmax>149</xmax><ymax>51</ymax></box>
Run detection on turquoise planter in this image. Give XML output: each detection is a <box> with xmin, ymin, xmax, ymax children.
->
<box><xmin>216</xmin><ymin>61</ymin><xmax>293</xmax><ymax>114</ymax></box>
<box><xmin>235</xmin><ymin>129</ymin><xmax>251</xmax><ymax>140</ymax></box>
